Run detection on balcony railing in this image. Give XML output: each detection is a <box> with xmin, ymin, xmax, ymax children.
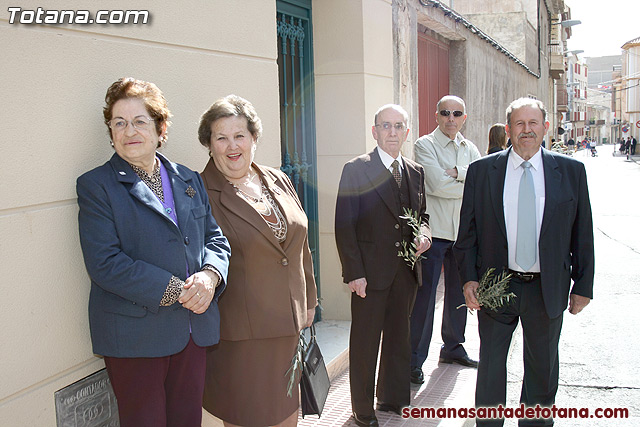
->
<box><xmin>549</xmin><ymin>43</ymin><xmax>564</xmax><ymax>80</ymax></box>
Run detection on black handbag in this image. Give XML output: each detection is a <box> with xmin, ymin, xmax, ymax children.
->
<box><xmin>300</xmin><ymin>324</ymin><xmax>331</xmax><ymax>418</ymax></box>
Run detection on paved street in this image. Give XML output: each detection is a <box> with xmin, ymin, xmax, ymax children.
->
<box><xmin>301</xmin><ymin>144</ymin><xmax>640</xmax><ymax>426</ymax></box>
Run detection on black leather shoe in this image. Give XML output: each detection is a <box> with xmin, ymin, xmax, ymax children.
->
<box><xmin>376</xmin><ymin>402</ymin><xmax>404</xmax><ymax>416</ymax></box>
<box><xmin>439</xmin><ymin>354</ymin><xmax>478</xmax><ymax>368</ymax></box>
<box><xmin>353</xmin><ymin>412</ymin><xmax>378</xmax><ymax>426</ymax></box>
<box><xmin>410</xmin><ymin>366</ymin><xmax>425</xmax><ymax>384</ymax></box>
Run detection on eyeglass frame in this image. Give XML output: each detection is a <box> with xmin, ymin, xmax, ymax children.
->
<box><xmin>374</xmin><ymin>122</ymin><xmax>407</xmax><ymax>132</ymax></box>
<box><xmin>439</xmin><ymin>110</ymin><xmax>465</xmax><ymax>118</ymax></box>
<box><xmin>107</xmin><ymin>115</ymin><xmax>156</xmax><ymax>132</ymax></box>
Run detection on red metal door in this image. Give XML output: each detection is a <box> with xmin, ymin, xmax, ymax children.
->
<box><xmin>418</xmin><ymin>33</ymin><xmax>449</xmax><ymax>137</ymax></box>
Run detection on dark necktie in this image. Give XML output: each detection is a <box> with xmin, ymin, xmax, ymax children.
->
<box><xmin>391</xmin><ymin>160</ymin><xmax>401</xmax><ymax>188</ymax></box>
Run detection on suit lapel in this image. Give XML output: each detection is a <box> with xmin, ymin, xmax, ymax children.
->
<box><xmin>204</xmin><ymin>159</ymin><xmax>286</xmax><ymax>254</ymax></box>
<box><xmin>259</xmin><ymin>167</ymin><xmax>305</xmax><ymax>253</ymax></box>
<box><xmin>403</xmin><ymin>159</ymin><xmax>420</xmax><ymax>213</ymax></box>
<box><xmin>110</xmin><ymin>153</ymin><xmax>171</xmax><ymax>223</ymax></box>
<box><xmin>540</xmin><ymin>149</ymin><xmax>561</xmax><ymax>238</ymax></box>
<box><xmin>364</xmin><ymin>148</ymin><xmax>398</xmax><ymax>218</ymax></box>
<box><xmin>489</xmin><ymin>149</ymin><xmax>509</xmax><ymax>239</ymax></box>
<box><xmin>159</xmin><ymin>153</ymin><xmax>194</xmax><ymax>236</ymax></box>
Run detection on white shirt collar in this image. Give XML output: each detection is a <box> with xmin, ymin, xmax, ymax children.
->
<box><xmin>377</xmin><ymin>146</ymin><xmax>404</xmax><ymax>171</ymax></box>
<box><xmin>508</xmin><ymin>147</ymin><xmax>542</xmax><ymax>172</ymax></box>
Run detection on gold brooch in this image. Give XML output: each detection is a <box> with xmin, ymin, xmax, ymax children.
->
<box><xmin>186</xmin><ymin>186</ymin><xmax>196</xmax><ymax>198</ymax></box>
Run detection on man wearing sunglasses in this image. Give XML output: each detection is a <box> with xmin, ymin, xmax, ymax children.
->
<box><xmin>410</xmin><ymin>95</ymin><xmax>481</xmax><ymax>384</ymax></box>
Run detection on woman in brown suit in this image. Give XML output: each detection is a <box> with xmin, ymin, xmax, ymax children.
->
<box><xmin>199</xmin><ymin>95</ymin><xmax>318</xmax><ymax>427</ymax></box>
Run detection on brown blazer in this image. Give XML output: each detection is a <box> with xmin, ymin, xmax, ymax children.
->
<box><xmin>201</xmin><ymin>159</ymin><xmax>317</xmax><ymax>341</ymax></box>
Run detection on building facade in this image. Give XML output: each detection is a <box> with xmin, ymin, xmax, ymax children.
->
<box><xmin>622</xmin><ymin>37</ymin><xmax>640</xmax><ymax>141</ymax></box>
<box><xmin>566</xmin><ymin>54</ymin><xmax>588</xmax><ymax>141</ymax></box>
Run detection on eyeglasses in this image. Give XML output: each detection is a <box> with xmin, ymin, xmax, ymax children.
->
<box><xmin>439</xmin><ymin>110</ymin><xmax>464</xmax><ymax>117</ymax></box>
<box><xmin>375</xmin><ymin>122</ymin><xmax>407</xmax><ymax>131</ymax></box>
<box><xmin>108</xmin><ymin>116</ymin><xmax>155</xmax><ymax>132</ymax></box>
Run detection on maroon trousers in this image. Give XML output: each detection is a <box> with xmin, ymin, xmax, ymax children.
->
<box><xmin>104</xmin><ymin>337</ymin><xmax>206</xmax><ymax>427</ymax></box>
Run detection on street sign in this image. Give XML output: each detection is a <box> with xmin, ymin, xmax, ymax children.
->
<box><xmin>636</xmin><ymin>120</ymin><xmax>640</xmax><ymax>128</ymax></box>
<box><xmin>622</xmin><ymin>125</ymin><xmax>630</xmax><ymax>133</ymax></box>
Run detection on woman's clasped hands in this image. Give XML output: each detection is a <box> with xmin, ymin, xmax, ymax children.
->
<box><xmin>179</xmin><ymin>270</ymin><xmax>219</xmax><ymax>314</ymax></box>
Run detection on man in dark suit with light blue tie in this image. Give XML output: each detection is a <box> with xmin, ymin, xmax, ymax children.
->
<box><xmin>454</xmin><ymin>98</ymin><xmax>594</xmax><ymax>426</ymax></box>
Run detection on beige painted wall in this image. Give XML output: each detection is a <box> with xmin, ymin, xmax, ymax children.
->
<box><xmin>0</xmin><ymin>1</ymin><xmax>281</xmax><ymax>424</ymax></box>
<box><xmin>313</xmin><ymin>0</ymin><xmax>395</xmax><ymax>321</ymax></box>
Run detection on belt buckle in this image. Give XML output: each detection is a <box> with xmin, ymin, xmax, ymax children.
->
<box><xmin>520</xmin><ymin>273</ymin><xmax>534</xmax><ymax>281</ymax></box>
<box><xmin>516</xmin><ymin>271</ymin><xmax>536</xmax><ymax>282</ymax></box>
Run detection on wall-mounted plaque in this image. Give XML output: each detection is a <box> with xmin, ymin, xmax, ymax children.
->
<box><xmin>54</xmin><ymin>368</ymin><xmax>119</xmax><ymax>427</ymax></box>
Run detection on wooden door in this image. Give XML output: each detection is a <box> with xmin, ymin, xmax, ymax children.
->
<box><xmin>418</xmin><ymin>33</ymin><xmax>449</xmax><ymax>137</ymax></box>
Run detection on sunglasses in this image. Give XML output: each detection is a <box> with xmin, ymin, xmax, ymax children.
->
<box><xmin>439</xmin><ymin>110</ymin><xmax>464</xmax><ymax>117</ymax></box>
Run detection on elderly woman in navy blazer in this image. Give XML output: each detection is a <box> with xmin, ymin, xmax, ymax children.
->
<box><xmin>76</xmin><ymin>78</ymin><xmax>230</xmax><ymax>427</ymax></box>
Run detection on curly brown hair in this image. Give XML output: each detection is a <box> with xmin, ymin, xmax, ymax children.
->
<box><xmin>103</xmin><ymin>77</ymin><xmax>172</xmax><ymax>147</ymax></box>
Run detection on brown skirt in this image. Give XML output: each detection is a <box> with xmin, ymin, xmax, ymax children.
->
<box><xmin>203</xmin><ymin>335</ymin><xmax>300</xmax><ymax>427</ymax></box>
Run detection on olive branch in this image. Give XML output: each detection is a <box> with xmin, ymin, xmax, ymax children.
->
<box><xmin>458</xmin><ymin>267</ymin><xmax>516</xmax><ymax>311</ymax></box>
<box><xmin>398</xmin><ymin>207</ymin><xmax>426</xmax><ymax>268</ymax></box>
<box><xmin>285</xmin><ymin>332</ymin><xmax>306</xmax><ymax>397</ymax></box>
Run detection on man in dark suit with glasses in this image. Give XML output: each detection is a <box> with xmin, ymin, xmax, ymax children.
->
<box><xmin>336</xmin><ymin>104</ymin><xmax>431</xmax><ymax>426</ymax></box>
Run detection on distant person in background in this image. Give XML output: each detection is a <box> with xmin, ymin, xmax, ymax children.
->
<box><xmin>632</xmin><ymin>136</ymin><xmax>637</xmax><ymax>155</ymax></box>
<box><xmin>487</xmin><ymin>123</ymin><xmax>507</xmax><ymax>155</ymax></box>
<box><xmin>585</xmin><ymin>138</ymin><xmax>591</xmax><ymax>156</ymax></box>
<box><xmin>626</xmin><ymin>137</ymin><xmax>631</xmax><ymax>154</ymax></box>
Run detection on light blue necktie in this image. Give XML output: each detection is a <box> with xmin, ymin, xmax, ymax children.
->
<box><xmin>516</xmin><ymin>161</ymin><xmax>536</xmax><ymax>271</ymax></box>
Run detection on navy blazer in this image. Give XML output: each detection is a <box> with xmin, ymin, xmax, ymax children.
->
<box><xmin>454</xmin><ymin>147</ymin><xmax>594</xmax><ymax>318</ymax></box>
<box><xmin>77</xmin><ymin>152</ymin><xmax>230</xmax><ymax>358</ymax></box>
<box><xmin>335</xmin><ymin>148</ymin><xmax>430</xmax><ymax>290</ymax></box>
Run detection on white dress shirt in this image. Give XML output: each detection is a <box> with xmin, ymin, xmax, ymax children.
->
<box><xmin>377</xmin><ymin>146</ymin><xmax>404</xmax><ymax>176</ymax></box>
<box><xmin>503</xmin><ymin>148</ymin><xmax>545</xmax><ymax>272</ymax></box>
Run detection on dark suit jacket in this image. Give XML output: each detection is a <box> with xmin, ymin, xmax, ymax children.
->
<box><xmin>201</xmin><ymin>160</ymin><xmax>317</xmax><ymax>341</ymax></box>
<box><xmin>454</xmin><ymin>147</ymin><xmax>594</xmax><ymax>318</ymax></box>
<box><xmin>77</xmin><ymin>153</ymin><xmax>230</xmax><ymax>358</ymax></box>
<box><xmin>335</xmin><ymin>147</ymin><xmax>430</xmax><ymax>289</ymax></box>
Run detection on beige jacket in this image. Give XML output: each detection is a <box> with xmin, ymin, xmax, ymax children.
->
<box><xmin>414</xmin><ymin>127</ymin><xmax>481</xmax><ymax>241</ymax></box>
